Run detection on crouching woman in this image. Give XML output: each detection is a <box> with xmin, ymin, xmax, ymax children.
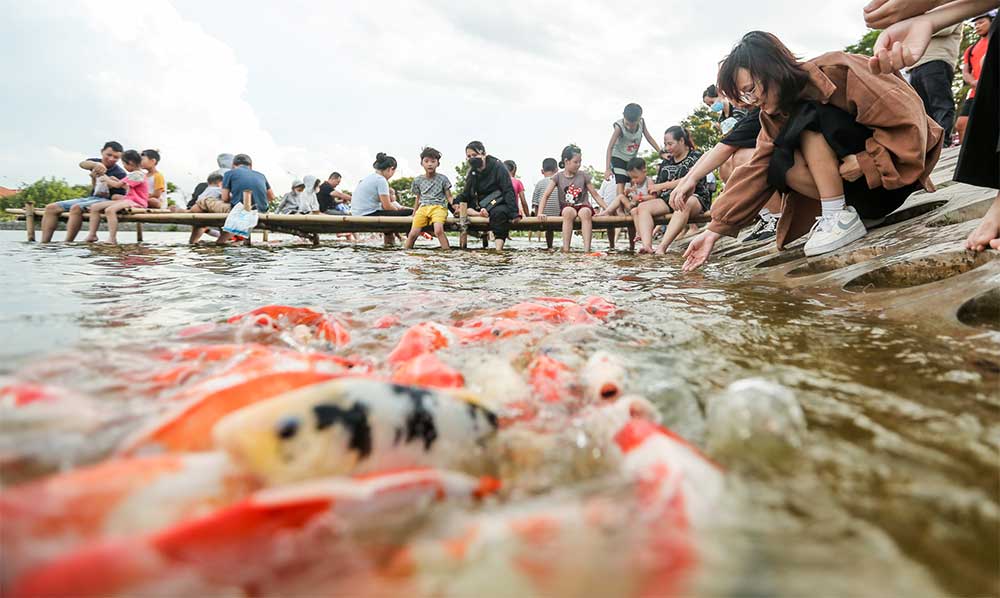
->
<box><xmin>683</xmin><ymin>30</ymin><xmax>943</xmax><ymax>271</ymax></box>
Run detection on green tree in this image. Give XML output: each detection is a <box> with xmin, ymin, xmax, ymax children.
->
<box><xmin>681</xmin><ymin>106</ymin><xmax>722</xmax><ymax>151</ymax></box>
<box><xmin>453</xmin><ymin>160</ymin><xmax>470</xmax><ymax>198</ymax></box>
<box><xmin>845</xmin><ymin>28</ymin><xmax>881</xmax><ymax>55</ymax></box>
<box><xmin>2</xmin><ymin>178</ymin><xmax>92</xmax><ymax>212</ymax></box>
<box><xmin>389</xmin><ymin>177</ymin><xmax>415</xmax><ymax>207</ymax></box>
<box><xmin>166</xmin><ymin>181</ymin><xmax>177</xmax><ymax>194</ymax></box>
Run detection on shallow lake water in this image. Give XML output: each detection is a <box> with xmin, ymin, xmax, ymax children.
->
<box><xmin>0</xmin><ymin>229</ymin><xmax>997</xmax><ymax>596</ymax></box>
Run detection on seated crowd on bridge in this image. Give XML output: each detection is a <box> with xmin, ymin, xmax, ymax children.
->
<box><xmin>38</xmin><ymin>4</ymin><xmax>998</xmax><ymax>268</ymax></box>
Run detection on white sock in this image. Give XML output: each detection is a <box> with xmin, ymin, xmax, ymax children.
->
<box><xmin>820</xmin><ymin>195</ymin><xmax>846</xmax><ymax>217</ymax></box>
<box><xmin>759</xmin><ymin>208</ymin><xmax>771</xmax><ymax>218</ymax></box>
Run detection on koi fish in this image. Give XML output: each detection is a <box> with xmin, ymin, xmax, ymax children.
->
<box><xmin>372</xmin><ymin>315</ymin><xmax>402</xmax><ymax>329</ymax></box>
<box><xmin>119</xmin><ymin>351</ymin><xmax>370</xmax><ymax>456</ymax></box>
<box><xmin>227</xmin><ymin>305</ymin><xmax>351</xmax><ymax>346</ymax></box>
<box><xmin>213</xmin><ymin>379</ymin><xmax>499</xmax><ymax>486</ymax></box>
<box><xmin>387</xmin><ymin>322</ymin><xmax>453</xmax><ymax>364</ymax></box>
<box><xmin>9</xmin><ymin>468</ymin><xmax>498</xmax><ymax>598</ymax></box>
<box><xmin>392</xmin><ymin>353</ymin><xmax>465</xmax><ymax>390</ymax></box>
<box><xmin>527</xmin><ymin>354</ymin><xmax>574</xmax><ymax>405</ymax></box>
<box><xmin>581</xmin><ymin>351</ymin><xmax>628</xmax><ymax>402</ymax></box>
<box><xmin>0</xmin><ymin>452</ymin><xmax>256</xmax><ymax>586</ymax></box>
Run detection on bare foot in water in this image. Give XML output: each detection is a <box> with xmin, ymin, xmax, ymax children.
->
<box><xmin>83</xmin><ymin>235</ymin><xmax>98</xmax><ymax>243</ymax></box>
<box><xmin>965</xmin><ymin>196</ymin><xmax>1000</xmax><ymax>252</ymax></box>
<box><xmin>638</xmin><ymin>246</ymin><xmax>652</xmax><ymax>255</ymax></box>
<box><xmin>654</xmin><ymin>245</ymin><xmax>666</xmax><ymax>255</ymax></box>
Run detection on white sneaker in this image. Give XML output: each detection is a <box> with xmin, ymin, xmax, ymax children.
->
<box><xmin>803</xmin><ymin>206</ymin><xmax>867</xmax><ymax>257</ymax></box>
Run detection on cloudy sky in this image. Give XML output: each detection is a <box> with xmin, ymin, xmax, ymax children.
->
<box><xmin>0</xmin><ymin>0</ymin><xmax>872</xmax><ymax>197</ymax></box>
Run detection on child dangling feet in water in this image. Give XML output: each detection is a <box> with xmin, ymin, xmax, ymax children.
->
<box><xmin>537</xmin><ymin>145</ymin><xmax>607</xmax><ymax>253</ymax></box>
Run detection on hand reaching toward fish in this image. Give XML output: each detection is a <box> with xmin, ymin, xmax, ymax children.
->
<box><xmin>683</xmin><ymin>229</ymin><xmax>721</xmax><ymax>272</ymax></box>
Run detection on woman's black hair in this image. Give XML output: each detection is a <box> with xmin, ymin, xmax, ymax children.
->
<box><xmin>121</xmin><ymin>149</ymin><xmax>141</xmax><ymax>165</ymax></box>
<box><xmin>503</xmin><ymin>160</ymin><xmax>517</xmax><ymax>174</ymax></box>
<box><xmin>373</xmin><ymin>152</ymin><xmax>397</xmax><ymax>170</ymax></box>
<box><xmin>703</xmin><ymin>84</ymin><xmax>718</xmax><ymax>99</ymax></box>
<box><xmin>626</xmin><ymin>157</ymin><xmax>647</xmax><ymax>172</ymax></box>
<box><xmin>558</xmin><ymin>145</ymin><xmax>581</xmax><ymax>169</ymax></box>
<box><xmin>664</xmin><ymin>126</ymin><xmax>696</xmax><ymax>152</ymax></box>
<box><xmin>465</xmin><ymin>141</ymin><xmax>486</xmax><ymax>155</ymax></box>
<box><xmin>717</xmin><ymin>31</ymin><xmax>810</xmax><ymax>114</ymax></box>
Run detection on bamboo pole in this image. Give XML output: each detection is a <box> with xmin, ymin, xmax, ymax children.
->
<box><xmin>135</xmin><ymin>222</ymin><xmax>143</xmax><ymax>243</ymax></box>
<box><xmin>262</xmin><ymin>229</ymin><xmax>269</xmax><ymax>242</ymax></box>
<box><xmin>459</xmin><ymin>202</ymin><xmax>468</xmax><ymax>250</ymax></box>
<box><xmin>25</xmin><ymin>203</ymin><xmax>35</xmax><ymax>242</ymax></box>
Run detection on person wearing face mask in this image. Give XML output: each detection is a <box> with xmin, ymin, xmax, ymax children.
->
<box><xmin>683</xmin><ymin>31</ymin><xmax>943</xmax><ymax>271</ymax></box>
<box><xmin>703</xmin><ymin>85</ymin><xmax>748</xmax><ymax>136</ymax></box>
<box><xmin>456</xmin><ymin>141</ymin><xmax>518</xmax><ymax>250</ymax></box>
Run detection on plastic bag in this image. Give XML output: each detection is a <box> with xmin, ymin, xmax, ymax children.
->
<box><xmin>222</xmin><ymin>203</ymin><xmax>259</xmax><ymax>237</ymax></box>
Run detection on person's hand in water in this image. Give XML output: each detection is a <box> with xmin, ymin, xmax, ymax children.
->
<box><xmin>863</xmin><ymin>0</ymin><xmax>943</xmax><ymax>29</ymax></box>
<box><xmin>965</xmin><ymin>196</ymin><xmax>1000</xmax><ymax>252</ymax></box>
<box><xmin>682</xmin><ymin>229</ymin><xmax>721</xmax><ymax>272</ymax></box>
<box><xmin>868</xmin><ymin>14</ymin><xmax>934</xmax><ymax>74</ymax></box>
<box><xmin>839</xmin><ymin>155</ymin><xmax>864</xmax><ymax>182</ymax></box>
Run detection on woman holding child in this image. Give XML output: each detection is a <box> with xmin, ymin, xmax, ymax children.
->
<box><xmin>631</xmin><ymin>126</ymin><xmax>710</xmax><ymax>254</ymax></box>
<box><xmin>683</xmin><ymin>30</ymin><xmax>943</xmax><ymax>270</ymax></box>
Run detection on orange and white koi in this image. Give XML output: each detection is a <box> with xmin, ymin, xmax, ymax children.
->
<box><xmin>0</xmin><ymin>452</ymin><xmax>256</xmax><ymax>586</ymax></box>
<box><xmin>213</xmin><ymin>379</ymin><xmax>499</xmax><ymax>486</ymax></box>
<box><xmin>228</xmin><ymin>305</ymin><xmax>351</xmax><ymax>346</ymax></box>
<box><xmin>581</xmin><ymin>351</ymin><xmax>628</xmax><ymax>402</ymax></box>
<box><xmin>10</xmin><ymin>468</ymin><xmax>497</xmax><ymax>598</ymax></box>
<box><xmin>391</xmin><ymin>353</ymin><xmax>465</xmax><ymax>390</ymax></box>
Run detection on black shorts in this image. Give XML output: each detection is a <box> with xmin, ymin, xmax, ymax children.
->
<box><xmin>955</xmin><ymin>16</ymin><xmax>998</xmax><ymax>189</ymax></box>
<box><xmin>721</xmin><ymin>108</ymin><xmax>762</xmax><ymax>149</ymax></box>
<box><xmin>768</xmin><ymin>101</ymin><xmax>920</xmax><ymax>221</ymax></box>
<box><xmin>610</xmin><ymin>157</ymin><xmax>630</xmax><ymax>184</ymax></box>
<box><xmin>366</xmin><ymin>208</ymin><xmax>414</xmax><ymax>217</ymax></box>
<box><xmin>661</xmin><ymin>192</ymin><xmax>711</xmax><ymax>214</ymax></box>
<box><xmin>959</xmin><ymin>98</ymin><xmax>975</xmax><ymax>117</ymax></box>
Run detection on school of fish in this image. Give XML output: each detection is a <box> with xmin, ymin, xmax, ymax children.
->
<box><xmin>0</xmin><ymin>296</ymin><xmax>727</xmax><ymax>597</ymax></box>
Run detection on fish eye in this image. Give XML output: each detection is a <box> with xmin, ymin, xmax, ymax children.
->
<box><xmin>276</xmin><ymin>417</ymin><xmax>300</xmax><ymax>440</ymax></box>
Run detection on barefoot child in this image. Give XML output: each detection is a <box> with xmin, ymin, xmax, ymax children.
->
<box><xmin>84</xmin><ymin>150</ymin><xmax>148</xmax><ymax>244</ymax></box>
<box><xmin>604</xmin><ymin>103</ymin><xmax>663</xmax><ymax>200</ymax></box>
<box><xmin>404</xmin><ymin>147</ymin><xmax>453</xmax><ymax>250</ymax></box>
<box><xmin>538</xmin><ymin>145</ymin><xmax>608</xmax><ymax>253</ymax></box>
<box><xmin>141</xmin><ymin>150</ymin><xmax>166</xmax><ymax>208</ymax></box>
<box><xmin>598</xmin><ymin>158</ymin><xmax>653</xmax><ymax>216</ymax></box>
<box><xmin>530</xmin><ymin>158</ymin><xmax>561</xmax><ymax>249</ymax></box>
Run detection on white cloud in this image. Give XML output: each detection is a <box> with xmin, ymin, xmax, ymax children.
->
<box><xmin>0</xmin><ymin>0</ymin><xmax>873</xmax><ymax>197</ymax></box>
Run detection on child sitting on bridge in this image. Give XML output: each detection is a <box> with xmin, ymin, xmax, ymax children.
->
<box><xmin>404</xmin><ymin>147</ymin><xmax>453</xmax><ymax>250</ymax></box>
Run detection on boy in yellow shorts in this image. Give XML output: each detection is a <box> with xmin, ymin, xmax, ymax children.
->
<box><xmin>404</xmin><ymin>147</ymin><xmax>454</xmax><ymax>249</ymax></box>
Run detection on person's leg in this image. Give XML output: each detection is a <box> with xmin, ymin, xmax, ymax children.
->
<box><xmin>598</xmin><ymin>195</ymin><xmax>623</xmax><ymax>217</ymax></box>
<box><xmin>403</xmin><ymin>227</ymin><xmax>420</xmax><ymax>249</ymax></box>
<box><xmin>560</xmin><ymin>206</ymin><xmax>577</xmax><ymax>252</ymax></box>
<box><xmin>655</xmin><ymin>198</ymin><xmax>702</xmax><ymax>254</ymax></box>
<box><xmin>784</xmin><ymin>150</ymin><xmax>821</xmax><ymax>199</ymax></box>
<box><xmin>798</xmin><ymin>130</ymin><xmax>867</xmax><ymax>256</ymax></box>
<box><xmin>965</xmin><ymin>193</ymin><xmax>1000</xmax><ymax>252</ymax></box>
<box><xmin>632</xmin><ymin>200</ymin><xmax>671</xmax><ymax>253</ymax></box>
<box><xmin>956</xmin><ymin>115</ymin><xmax>969</xmax><ymax>145</ymax></box>
<box><xmin>65</xmin><ymin>204</ymin><xmax>87</xmax><ymax>242</ymax></box>
<box><xmin>579</xmin><ymin>206</ymin><xmax>594</xmax><ymax>252</ymax></box>
<box><xmin>799</xmin><ymin>130</ymin><xmax>844</xmax><ymax>199</ymax></box>
<box><xmin>216</xmin><ymin>231</ymin><xmax>234</xmax><ymax>245</ymax></box>
<box><xmin>188</xmin><ymin>202</ymin><xmax>206</xmax><ymax>244</ymax></box>
<box><xmin>41</xmin><ymin>202</ymin><xmax>67</xmax><ymax>243</ymax></box>
<box><xmin>928</xmin><ymin>62</ymin><xmax>956</xmax><ymax>144</ymax></box>
<box><xmin>545</xmin><ymin>230</ymin><xmax>554</xmax><ymax>249</ymax></box>
<box><xmin>433</xmin><ymin>222</ymin><xmax>450</xmax><ymax>250</ymax></box>
<box><xmin>83</xmin><ymin>201</ymin><xmax>113</xmax><ymax>242</ymax></box>
<box><xmin>104</xmin><ymin>201</ymin><xmax>131</xmax><ymax>244</ymax></box>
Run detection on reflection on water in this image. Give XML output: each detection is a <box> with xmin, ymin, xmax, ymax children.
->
<box><xmin>0</xmin><ymin>231</ymin><xmax>997</xmax><ymax>596</ymax></box>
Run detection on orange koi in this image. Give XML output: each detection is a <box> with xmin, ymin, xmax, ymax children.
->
<box><xmin>392</xmin><ymin>353</ymin><xmax>465</xmax><ymax>390</ymax></box>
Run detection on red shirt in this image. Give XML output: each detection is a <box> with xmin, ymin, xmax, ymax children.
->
<box><xmin>965</xmin><ymin>37</ymin><xmax>988</xmax><ymax>98</ymax></box>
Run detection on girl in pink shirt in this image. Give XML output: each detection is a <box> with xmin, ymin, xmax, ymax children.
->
<box><xmin>504</xmin><ymin>160</ymin><xmax>531</xmax><ymax>217</ymax></box>
<box><xmin>84</xmin><ymin>150</ymin><xmax>148</xmax><ymax>244</ymax></box>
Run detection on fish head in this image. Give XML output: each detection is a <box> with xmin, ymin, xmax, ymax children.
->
<box><xmin>213</xmin><ymin>380</ymin><xmax>369</xmax><ymax>485</ymax></box>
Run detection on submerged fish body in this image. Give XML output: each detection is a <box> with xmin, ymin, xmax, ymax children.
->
<box><xmin>9</xmin><ymin>468</ymin><xmax>497</xmax><ymax>598</ymax></box>
<box><xmin>0</xmin><ymin>452</ymin><xmax>255</xmax><ymax>587</ymax></box>
<box><xmin>213</xmin><ymin>379</ymin><xmax>499</xmax><ymax>485</ymax></box>
<box><xmin>392</xmin><ymin>353</ymin><xmax>465</xmax><ymax>390</ymax></box>
<box><xmin>581</xmin><ymin>351</ymin><xmax>628</xmax><ymax>403</ymax></box>
<box><xmin>227</xmin><ymin>305</ymin><xmax>352</xmax><ymax>346</ymax></box>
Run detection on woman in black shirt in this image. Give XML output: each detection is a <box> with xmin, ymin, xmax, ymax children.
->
<box><xmin>456</xmin><ymin>141</ymin><xmax>519</xmax><ymax>250</ymax></box>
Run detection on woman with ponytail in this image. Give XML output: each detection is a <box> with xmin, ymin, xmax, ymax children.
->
<box><xmin>352</xmin><ymin>152</ymin><xmax>412</xmax><ymax>245</ymax></box>
<box><xmin>632</xmin><ymin>126</ymin><xmax>710</xmax><ymax>254</ymax></box>
<box><xmin>456</xmin><ymin>141</ymin><xmax>519</xmax><ymax>250</ymax></box>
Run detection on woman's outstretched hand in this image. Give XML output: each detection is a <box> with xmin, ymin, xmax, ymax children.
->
<box><xmin>682</xmin><ymin>229</ymin><xmax>721</xmax><ymax>272</ymax></box>
<box><xmin>868</xmin><ymin>14</ymin><xmax>934</xmax><ymax>74</ymax></box>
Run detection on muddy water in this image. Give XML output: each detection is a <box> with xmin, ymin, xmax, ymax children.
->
<box><xmin>0</xmin><ymin>230</ymin><xmax>997</xmax><ymax>596</ymax></box>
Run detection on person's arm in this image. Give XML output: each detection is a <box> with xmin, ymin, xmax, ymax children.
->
<box><xmin>266</xmin><ymin>188</ymin><xmax>276</xmax><ymax>202</ymax></box>
<box><xmin>605</xmin><ymin>126</ymin><xmax>621</xmax><ymax>180</ymax></box>
<box><xmin>672</xmin><ymin>144</ymin><xmax>740</xmax><ymax>201</ymax></box>
<box><xmin>497</xmin><ymin>164</ymin><xmax>516</xmax><ymax>209</ymax></box>
<box><xmin>332</xmin><ymin>190</ymin><xmax>352</xmax><ymax>201</ymax></box>
<box><xmin>445</xmin><ymin>188</ymin><xmax>454</xmax><ymax>209</ymax></box>
<box><xmin>642</xmin><ymin>120</ymin><xmax>663</xmax><ymax>155</ymax></box>
<box><xmin>517</xmin><ymin>187</ymin><xmax>529</xmax><ymax>217</ymax></box>
<box><xmin>537</xmin><ymin>180</ymin><xmax>557</xmax><ymax>219</ymax></box>
<box><xmin>277</xmin><ymin>193</ymin><xmax>293</xmax><ymax>213</ymax></box>
<box><xmin>221</xmin><ymin>188</ymin><xmax>231</xmax><ymax>204</ymax></box>
<box><xmin>79</xmin><ymin>160</ymin><xmax>107</xmax><ymax>176</ymax></box>
<box><xmin>705</xmin><ymin>129</ymin><xmax>778</xmax><ymax>238</ymax></box>
<box><xmin>587</xmin><ymin>181</ymin><xmax>608</xmax><ymax>210</ymax></box>
<box><xmin>869</xmin><ymin>0</ymin><xmax>1000</xmax><ymax>73</ymax></box>
<box><xmin>648</xmin><ymin>178</ymin><xmax>685</xmax><ymax>195</ymax></box>
<box><xmin>961</xmin><ymin>46</ymin><xmax>976</xmax><ymax>86</ymax></box>
<box><xmin>104</xmin><ymin>176</ymin><xmax>127</xmax><ymax>189</ymax></box>
<box><xmin>864</xmin><ymin>0</ymin><xmax>955</xmax><ymax>29</ymax></box>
